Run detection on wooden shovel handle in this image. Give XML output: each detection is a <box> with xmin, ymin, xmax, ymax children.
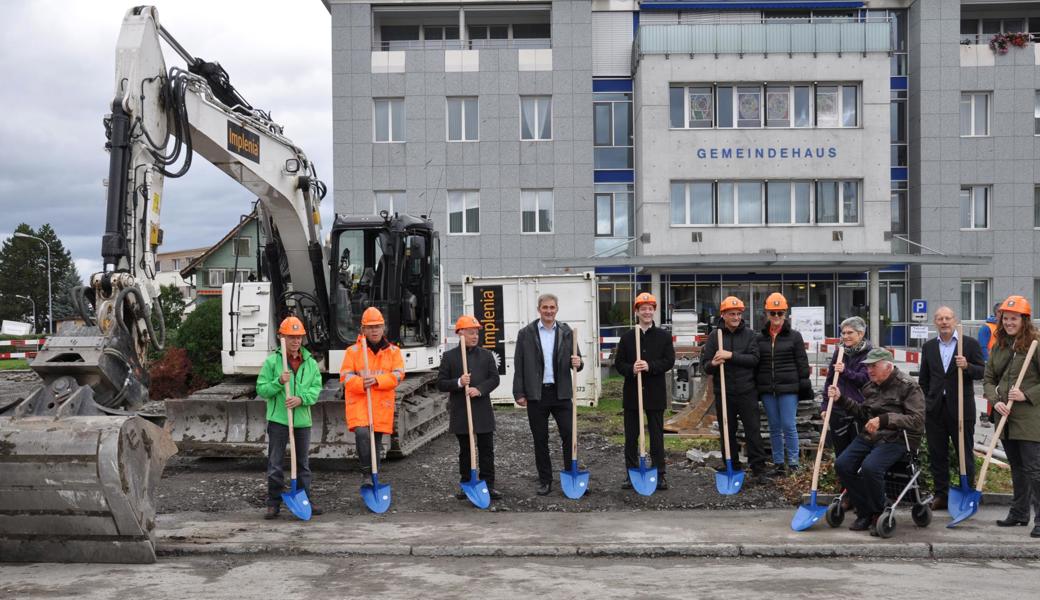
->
<box><xmin>957</xmin><ymin>325</ymin><xmax>966</xmax><ymax>477</ymax></box>
<box><xmin>461</xmin><ymin>340</ymin><xmax>477</xmax><ymax>470</ymax></box>
<box><xmin>280</xmin><ymin>338</ymin><xmax>297</xmax><ymax>483</ymax></box>
<box><xmin>571</xmin><ymin>327</ymin><xmax>579</xmax><ymax>461</ymax></box>
<box><xmin>717</xmin><ymin>329</ymin><xmax>731</xmax><ymax>463</ymax></box>
<box><xmin>811</xmin><ymin>346</ymin><xmax>844</xmax><ymax>492</ymax></box>
<box><xmin>361</xmin><ymin>336</ymin><xmax>379</xmax><ymax>476</ymax></box>
<box><xmin>636</xmin><ymin>324</ymin><xmax>645</xmax><ymax>458</ymax></box>
<box><xmin>977</xmin><ymin>339</ymin><xmax>1038</xmax><ymax>491</ymax></box>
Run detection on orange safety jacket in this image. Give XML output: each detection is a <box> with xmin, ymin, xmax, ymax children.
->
<box><xmin>340</xmin><ymin>335</ymin><xmax>405</xmax><ymax>434</ymax></box>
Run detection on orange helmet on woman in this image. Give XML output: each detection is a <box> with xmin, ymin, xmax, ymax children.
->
<box><xmin>278</xmin><ymin>316</ymin><xmax>306</xmax><ymax>336</ymax></box>
<box><xmin>764</xmin><ymin>292</ymin><xmax>789</xmax><ymax>311</ymax></box>
<box><xmin>361</xmin><ymin>307</ymin><xmax>385</xmax><ymax>326</ymax></box>
<box><xmin>634</xmin><ymin>292</ymin><xmax>657</xmax><ymax>309</ymax></box>
<box><xmin>999</xmin><ymin>295</ymin><xmax>1032</xmax><ymax>317</ymax></box>
<box><xmin>720</xmin><ymin>296</ymin><xmax>745</xmax><ymax>312</ymax></box>
<box><xmin>454</xmin><ymin>315</ymin><xmax>482</xmax><ymax>333</ymax></box>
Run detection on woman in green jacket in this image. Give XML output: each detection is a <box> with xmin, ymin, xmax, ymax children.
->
<box><xmin>984</xmin><ymin>295</ymin><xmax>1040</xmax><ymax>537</ymax></box>
<box><xmin>256</xmin><ymin>316</ymin><xmax>324</xmax><ymax>519</ymax></box>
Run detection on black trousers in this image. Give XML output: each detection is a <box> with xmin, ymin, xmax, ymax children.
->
<box><xmin>266</xmin><ymin>421</ymin><xmax>312</xmax><ymax>507</ymax></box>
<box><xmin>714</xmin><ymin>391</ymin><xmax>767</xmax><ymax>468</ymax></box>
<box><xmin>354</xmin><ymin>426</ymin><xmax>384</xmax><ymax>474</ymax></box>
<box><xmin>926</xmin><ymin>404</ymin><xmax>976</xmax><ymax>496</ymax></box>
<box><xmin>526</xmin><ymin>384</ymin><xmax>573</xmax><ymax>484</ymax></box>
<box><xmin>830</xmin><ymin>410</ymin><xmax>859</xmax><ymax>460</ymax></box>
<box><xmin>457</xmin><ymin>432</ymin><xmax>495</xmax><ymax>488</ymax></box>
<box><xmin>624</xmin><ymin>408</ymin><xmax>666</xmax><ymax>474</ymax></box>
<box><xmin>1004</xmin><ymin>438</ymin><xmax>1040</xmax><ymax>524</ymax></box>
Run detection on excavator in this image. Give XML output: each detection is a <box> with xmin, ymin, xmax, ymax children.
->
<box><xmin>0</xmin><ymin>6</ymin><xmax>445</xmax><ymax>563</ymax></box>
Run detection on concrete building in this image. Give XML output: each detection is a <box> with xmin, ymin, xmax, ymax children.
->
<box><xmin>326</xmin><ymin>0</ymin><xmax>1040</xmax><ymax>343</ymax></box>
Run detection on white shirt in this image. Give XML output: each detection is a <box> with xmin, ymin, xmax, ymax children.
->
<box><xmin>938</xmin><ymin>330</ymin><xmax>958</xmax><ymax>372</ymax></box>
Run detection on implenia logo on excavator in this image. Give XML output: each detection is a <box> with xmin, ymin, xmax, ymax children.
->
<box><xmin>227</xmin><ymin>121</ymin><xmax>260</xmax><ymax>162</ymax></box>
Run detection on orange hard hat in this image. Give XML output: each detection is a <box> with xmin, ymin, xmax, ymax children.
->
<box><xmin>999</xmin><ymin>295</ymin><xmax>1032</xmax><ymax>317</ymax></box>
<box><xmin>278</xmin><ymin>316</ymin><xmax>307</xmax><ymax>336</ymax></box>
<box><xmin>634</xmin><ymin>292</ymin><xmax>657</xmax><ymax>309</ymax></box>
<box><xmin>764</xmin><ymin>292</ymin><xmax>789</xmax><ymax>311</ymax></box>
<box><xmin>454</xmin><ymin>314</ymin><xmax>482</xmax><ymax>333</ymax></box>
<box><xmin>361</xmin><ymin>307</ymin><xmax>385</xmax><ymax>326</ymax></box>
<box><xmin>720</xmin><ymin>296</ymin><xmax>745</xmax><ymax>312</ymax></box>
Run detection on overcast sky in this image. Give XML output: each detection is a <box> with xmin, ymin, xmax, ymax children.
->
<box><xmin>0</xmin><ymin>0</ymin><xmax>333</xmax><ymax>281</ymax></box>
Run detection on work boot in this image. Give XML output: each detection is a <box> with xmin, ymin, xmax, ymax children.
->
<box><xmin>1031</xmin><ymin>525</ymin><xmax>1040</xmax><ymax>538</ymax></box>
<box><xmin>361</xmin><ymin>471</ymin><xmax>372</xmax><ymax>487</ymax></box>
<box><xmin>536</xmin><ymin>481</ymin><xmax>552</xmax><ymax>496</ymax></box>
<box><xmin>996</xmin><ymin>515</ymin><xmax>1030</xmax><ymax>527</ymax></box>
<box><xmin>621</xmin><ymin>477</ymin><xmax>633</xmax><ymax>490</ymax></box>
<box><xmin>929</xmin><ymin>494</ymin><xmax>947</xmax><ymax>511</ymax></box>
<box><xmin>657</xmin><ymin>473</ymin><xmax>669</xmax><ymax>490</ymax></box>
<box><xmin>489</xmin><ymin>488</ymin><xmax>503</xmax><ymax>500</ymax></box>
<box><xmin>264</xmin><ymin>505</ymin><xmax>280</xmax><ymax>520</ymax></box>
<box><xmin>768</xmin><ymin>464</ymin><xmax>786</xmax><ymax>478</ymax></box>
<box><xmin>310</xmin><ymin>505</ymin><xmax>323</xmax><ymax>516</ymax></box>
<box><xmin>751</xmin><ymin>464</ymin><xmax>773</xmax><ymax>479</ymax></box>
<box><xmin>849</xmin><ymin>514</ymin><xmax>873</xmax><ymax>531</ymax></box>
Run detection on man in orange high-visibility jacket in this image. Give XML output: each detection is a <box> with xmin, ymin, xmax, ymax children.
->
<box><xmin>340</xmin><ymin>307</ymin><xmax>405</xmax><ymax>484</ymax></box>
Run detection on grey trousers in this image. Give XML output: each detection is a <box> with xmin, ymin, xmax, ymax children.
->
<box><xmin>355</xmin><ymin>426</ymin><xmax>384</xmax><ymax>474</ymax></box>
<box><xmin>1003</xmin><ymin>438</ymin><xmax>1040</xmax><ymax>524</ymax></box>
<box><xmin>267</xmin><ymin>421</ymin><xmax>311</xmax><ymax>507</ymax></box>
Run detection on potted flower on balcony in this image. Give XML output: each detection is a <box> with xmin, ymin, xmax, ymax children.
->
<box><xmin>989</xmin><ymin>31</ymin><xmax>1031</xmax><ymax>55</ymax></box>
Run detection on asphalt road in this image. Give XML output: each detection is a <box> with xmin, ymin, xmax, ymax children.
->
<box><xmin>2</xmin><ymin>556</ymin><xmax>1036</xmax><ymax>599</ymax></box>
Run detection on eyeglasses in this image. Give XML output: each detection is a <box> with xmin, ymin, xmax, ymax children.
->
<box><xmin>768</xmin><ymin>311</ymin><xmax>785</xmax><ymax>317</ymax></box>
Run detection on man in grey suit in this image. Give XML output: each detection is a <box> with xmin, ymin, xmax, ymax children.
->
<box><xmin>513</xmin><ymin>293</ymin><xmax>583</xmax><ymax>496</ymax></box>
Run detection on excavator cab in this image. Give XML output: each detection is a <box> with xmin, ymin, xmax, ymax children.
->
<box><xmin>330</xmin><ymin>211</ymin><xmax>440</xmax><ymax>353</ymax></box>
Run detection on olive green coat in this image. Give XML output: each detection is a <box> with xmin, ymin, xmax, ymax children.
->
<box><xmin>983</xmin><ymin>342</ymin><xmax>1040</xmax><ymax>443</ymax></box>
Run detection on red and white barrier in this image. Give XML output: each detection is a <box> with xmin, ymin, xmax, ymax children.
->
<box><xmin>0</xmin><ymin>351</ymin><xmax>36</xmax><ymax>360</ymax></box>
<box><xmin>0</xmin><ymin>338</ymin><xmax>44</xmax><ymax>361</ymax></box>
<box><xmin>0</xmin><ymin>339</ymin><xmax>45</xmax><ymax>347</ymax></box>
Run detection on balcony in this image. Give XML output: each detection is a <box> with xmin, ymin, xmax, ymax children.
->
<box><xmin>635</xmin><ymin>21</ymin><xmax>892</xmax><ymax>59</ymax></box>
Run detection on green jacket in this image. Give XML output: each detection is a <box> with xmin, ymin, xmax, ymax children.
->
<box><xmin>984</xmin><ymin>342</ymin><xmax>1040</xmax><ymax>443</ymax></box>
<box><xmin>256</xmin><ymin>346</ymin><xmax>322</xmax><ymax>428</ymax></box>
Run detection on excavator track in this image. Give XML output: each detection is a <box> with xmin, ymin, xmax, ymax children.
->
<box><xmin>164</xmin><ymin>372</ymin><xmax>448</xmax><ymax>459</ymax></box>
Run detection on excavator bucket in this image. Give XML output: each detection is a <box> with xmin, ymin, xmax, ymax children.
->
<box><xmin>0</xmin><ymin>416</ymin><xmax>176</xmax><ymax>563</ymax></box>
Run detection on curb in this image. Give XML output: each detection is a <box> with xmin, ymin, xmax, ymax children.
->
<box><xmin>157</xmin><ymin>541</ymin><xmax>1040</xmax><ymax>560</ymax></box>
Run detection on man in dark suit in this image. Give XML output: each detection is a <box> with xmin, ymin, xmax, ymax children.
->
<box><xmin>438</xmin><ymin>315</ymin><xmax>502</xmax><ymax>500</ymax></box>
<box><xmin>512</xmin><ymin>293</ymin><xmax>583</xmax><ymax>496</ymax></box>
<box><xmin>918</xmin><ymin>306</ymin><xmax>986</xmax><ymax>511</ymax></box>
<box><xmin>614</xmin><ymin>292</ymin><xmax>676</xmax><ymax>490</ymax></box>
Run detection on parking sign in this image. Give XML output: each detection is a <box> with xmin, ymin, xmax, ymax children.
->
<box><xmin>911</xmin><ymin>299</ymin><xmax>927</xmax><ymax>322</ymax></box>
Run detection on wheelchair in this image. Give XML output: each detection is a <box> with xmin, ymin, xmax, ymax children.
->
<box><xmin>824</xmin><ymin>430</ymin><xmax>933</xmax><ymax>538</ymax></box>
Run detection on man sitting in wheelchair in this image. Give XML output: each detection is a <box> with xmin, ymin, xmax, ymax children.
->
<box><xmin>827</xmin><ymin>348</ymin><xmax>925</xmax><ymax>535</ymax></box>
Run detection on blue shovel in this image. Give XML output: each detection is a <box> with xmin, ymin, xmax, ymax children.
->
<box><xmin>359</xmin><ymin>336</ymin><xmax>392</xmax><ymax>514</ymax></box>
<box><xmin>951</xmin><ymin>339</ymin><xmax>1037</xmax><ymax>526</ymax></box>
<box><xmin>459</xmin><ymin>344</ymin><xmax>490</xmax><ymax>509</ymax></box>
<box><xmin>715</xmin><ymin>329</ymin><xmax>745</xmax><ymax>496</ymax></box>
<box><xmin>561</xmin><ymin>327</ymin><xmax>590</xmax><ymax>499</ymax></box>
<box><xmin>627</xmin><ymin>324</ymin><xmax>658</xmax><ymax>496</ymax></box>
<box><xmin>792</xmin><ymin>346</ymin><xmax>845</xmax><ymax>530</ymax></box>
<box><xmin>948</xmin><ymin>327</ymin><xmax>982</xmax><ymax>526</ymax></box>
<box><xmin>279</xmin><ymin>338</ymin><xmax>311</xmax><ymax>521</ymax></box>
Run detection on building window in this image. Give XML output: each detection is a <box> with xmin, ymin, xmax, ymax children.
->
<box><xmin>815</xmin><ymin>180</ymin><xmax>859</xmax><ymax>224</ymax></box>
<box><xmin>670</xmin><ymin>181</ymin><xmax>714</xmax><ymax>225</ymax></box>
<box><xmin>374</xmin><ymin>98</ymin><xmax>404</xmax><ymax>143</ymax></box>
<box><xmin>961</xmin><ymin>279</ymin><xmax>990</xmax><ymax>321</ymax></box>
<box><xmin>593</xmin><ymin>92</ymin><xmax>633</xmax><ymax>169</ymax></box>
<box><xmin>449</xmin><ymin>284</ymin><xmax>464</xmax><ymax>324</ymax></box>
<box><xmin>891</xmin><ymin>90</ymin><xmax>908</xmax><ymax>166</ymax></box>
<box><xmin>375</xmin><ymin>190</ymin><xmax>405</xmax><ymax>215</ymax></box>
<box><xmin>960</xmin><ymin>186</ymin><xmax>989</xmax><ymax>229</ymax></box>
<box><xmin>960</xmin><ymin>93</ymin><xmax>989</xmax><ymax>137</ymax></box>
<box><xmin>891</xmin><ymin>182</ymin><xmax>908</xmax><ymax>235</ymax></box>
<box><xmin>766</xmin><ymin>181</ymin><xmax>812</xmax><ymax>224</ymax></box>
<box><xmin>718</xmin><ymin>181</ymin><xmax>764</xmax><ymax>225</ymax></box>
<box><xmin>1035</xmin><ymin>91</ymin><xmax>1040</xmax><ymax>135</ymax></box>
<box><xmin>234</xmin><ymin>269</ymin><xmax>252</xmax><ymax>283</ymax></box>
<box><xmin>447</xmin><ymin>97</ymin><xmax>478</xmax><ymax>142</ymax></box>
<box><xmin>961</xmin><ymin>17</ymin><xmax>1029</xmax><ymax>45</ymax></box>
<box><xmin>671</xmin><ymin>83</ymin><xmax>857</xmax><ymax>129</ymax></box>
<box><xmin>1035</xmin><ymin>186</ymin><xmax>1040</xmax><ymax>228</ymax></box>
<box><xmin>207</xmin><ymin>268</ymin><xmax>226</xmax><ymax>287</ymax></box>
<box><xmin>448</xmin><ymin>191</ymin><xmax>479</xmax><ymax>234</ymax></box>
<box><xmin>595</xmin><ymin>184</ymin><xmax>634</xmax><ymax>239</ymax></box>
<box><xmin>521</xmin><ymin>189</ymin><xmax>553</xmax><ymax>233</ymax></box>
<box><xmin>233</xmin><ymin>238</ymin><xmax>250</xmax><ymax>257</ymax></box>
<box><xmin>520</xmin><ymin>96</ymin><xmax>552</xmax><ymax>140</ymax></box>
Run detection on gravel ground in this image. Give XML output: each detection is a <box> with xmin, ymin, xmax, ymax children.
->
<box><xmin>157</xmin><ymin>406</ymin><xmax>793</xmax><ymax>516</ymax></box>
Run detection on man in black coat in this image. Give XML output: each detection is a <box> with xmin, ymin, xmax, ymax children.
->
<box><xmin>615</xmin><ymin>292</ymin><xmax>676</xmax><ymax>490</ymax></box>
<box><xmin>512</xmin><ymin>293</ymin><xmax>584</xmax><ymax>496</ymax></box>
<box><xmin>438</xmin><ymin>315</ymin><xmax>502</xmax><ymax>500</ymax></box>
<box><xmin>918</xmin><ymin>306</ymin><xmax>985</xmax><ymax>511</ymax></box>
<box><xmin>700</xmin><ymin>296</ymin><xmax>768</xmax><ymax>476</ymax></box>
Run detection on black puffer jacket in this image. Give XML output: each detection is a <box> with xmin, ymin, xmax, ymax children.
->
<box><xmin>755</xmin><ymin>320</ymin><xmax>811</xmax><ymax>395</ymax></box>
<box><xmin>701</xmin><ymin>317</ymin><xmax>760</xmax><ymax>397</ymax></box>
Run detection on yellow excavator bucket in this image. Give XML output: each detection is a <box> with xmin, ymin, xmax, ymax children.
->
<box><xmin>0</xmin><ymin>416</ymin><xmax>176</xmax><ymax>563</ymax></box>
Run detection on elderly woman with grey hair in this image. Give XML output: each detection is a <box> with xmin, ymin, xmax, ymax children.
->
<box><xmin>823</xmin><ymin>316</ymin><xmax>874</xmax><ymax>459</ymax></box>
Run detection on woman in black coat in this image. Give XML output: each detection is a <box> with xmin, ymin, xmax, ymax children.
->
<box><xmin>755</xmin><ymin>293</ymin><xmax>811</xmax><ymax>473</ymax></box>
<box><xmin>437</xmin><ymin>316</ymin><xmax>501</xmax><ymax>499</ymax></box>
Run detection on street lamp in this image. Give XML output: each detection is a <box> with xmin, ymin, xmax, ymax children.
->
<box><xmin>13</xmin><ymin>232</ymin><xmax>52</xmax><ymax>334</ymax></box>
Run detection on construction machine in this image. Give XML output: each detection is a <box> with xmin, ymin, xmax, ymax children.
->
<box><xmin>0</xmin><ymin>6</ymin><xmax>445</xmax><ymax>564</ymax></box>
